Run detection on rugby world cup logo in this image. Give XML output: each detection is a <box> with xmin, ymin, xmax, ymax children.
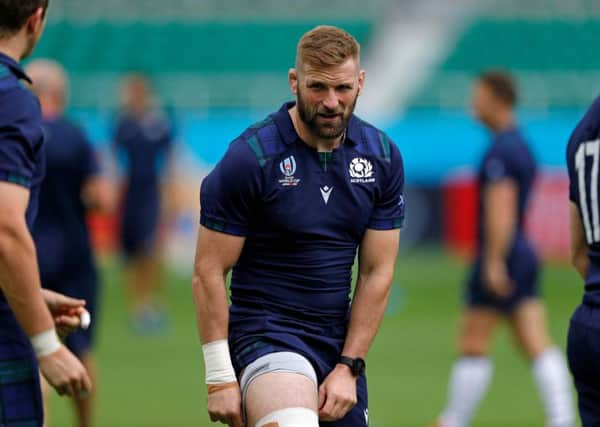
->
<box><xmin>349</xmin><ymin>157</ymin><xmax>375</xmax><ymax>183</ymax></box>
<box><xmin>280</xmin><ymin>156</ymin><xmax>297</xmax><ymax>177</ymax></box>
<box><xmin>278</xmin><ymin>155</ymin><xmax>301</xmax><ymax>187</ymax></box>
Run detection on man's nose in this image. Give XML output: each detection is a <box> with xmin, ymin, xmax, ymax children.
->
<box><xmin>322</xmin><ymin>89</ymin><xmax>340</xmax><ymax>111</ymax></box>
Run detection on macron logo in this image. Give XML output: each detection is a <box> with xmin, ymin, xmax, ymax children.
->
<box><xmin>320</xmin><ymin>186</ymin><xmax>333</xmax><ymax>204</ymax></box>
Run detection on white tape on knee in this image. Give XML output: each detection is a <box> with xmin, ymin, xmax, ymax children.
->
<box><xmin>256</xmin><ymin>407</ymin><xmax>318</xmax><ymax>427</ymax></box>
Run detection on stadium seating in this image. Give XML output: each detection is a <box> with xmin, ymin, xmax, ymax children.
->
<box><xmin>45</xmin><ymin>0</ymin><xmax>390</xmax><ymax>21</ymax></box>
<box><xmin>412</xmin><ymin>0</ymin><xmax>600</xmax><ymax>109</ymax></box>
<box><xmin>39</xmin><ymin>21</ymin><xmax>372</xmax><ymax>74</ymax></box>
<box><xmin>32</xmin><ymin>0</ymin><xmax>382</xmax><ymax>109</ymax></box>
<box><xmin>33</xmin><ymin>0</ymin><xmax>600</xmax><ymax>111</ymax></box>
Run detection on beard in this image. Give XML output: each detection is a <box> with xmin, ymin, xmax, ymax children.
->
<box><xmin>296</xmin><ymin>89</ymin><xmax>358</xmax><ymax>140</ymax></box>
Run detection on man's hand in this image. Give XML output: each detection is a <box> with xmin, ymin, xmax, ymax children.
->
<box><xmin>38</xmin><ymin>346</ymin><xmax>92</xmax><ymax>397</ymax></box>
<box><xmin>207</xmin><ymin>383</ymin><xmax>244</xmax><ymax>427</ymax></box>
<box><xmin>41</xmin><ymin>289</ymin><xmax>86</xmax><ymax>336</ymax></box>
<box><xmin>483</xmin><ymin>259</ymin><xmax>513</xmax><ymax>299</ymax></box>
<box><xmin>318</xmin><ymin>364</ymin><xmax>358</xmax><ymax>422</ymax></box>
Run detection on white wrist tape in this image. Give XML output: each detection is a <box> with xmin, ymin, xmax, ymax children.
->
<box><xmin>30</xmin><ymin>329</ymin><xmax>61</xmax><ymax>358</ymax></box>
<box><xmin>202</xmin><ymin>339</ymin><xmax>237</xmax><ymax>384</ymax></box>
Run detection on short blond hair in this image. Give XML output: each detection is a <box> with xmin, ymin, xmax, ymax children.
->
<box><xmin>296</xmin><ymin>25</ymin><xmax>360</xmax><ymax>70</ymax></box>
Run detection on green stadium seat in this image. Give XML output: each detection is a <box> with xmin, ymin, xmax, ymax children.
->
<box><xmin>413</xmin><ymin>19</ymin><xmax>600</xmax><ymax>109</ymax></box>
<box><xmin>31</xmin><ymin>20</ymin><xmax>373</xmax><ymax>109</ymax></box>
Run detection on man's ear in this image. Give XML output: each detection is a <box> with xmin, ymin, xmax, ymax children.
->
<box><xmin>357</xmin><ymin>70</ymin><xmax>366</xmax><ymax>96</ymax></box>
<box><xmin>288</xmin><ymin>68</ymin><xmax>299</xmax><ymax>95</ymax></box>
<box><xmin>27</xmin><ymin>7</ymin><xmax>45</xmax><ymax>34</ymax></box>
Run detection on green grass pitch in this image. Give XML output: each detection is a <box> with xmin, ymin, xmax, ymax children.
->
<box><xmin>47</xmin><ymin>248</ymin><xmax>582</xmax><ymax>426</ymax></box>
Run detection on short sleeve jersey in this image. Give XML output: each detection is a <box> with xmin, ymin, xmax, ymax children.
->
<box><xmin>33</xmin><ymin>117</ymin><xmax>100</xmax><ymax>279</ymax></box>
<box><xmin>0</xmin><ymin>53</ymin><xmax>45</xmax><ymax>310</ymax></box>
<box><xmin>566</xmin><ymin>95</ymin><xmax>600</xmax><ymax>305</ymax></box>
<box><xmin>113</xmin><ymin>112</ymin><xmax>173</xmax><ymax>193</ymax></box>
<box><xmin>200</xmin><ymin>102</ymin><xmax>405</xmax><ymax>336</ymax></box>
<box><xmin>477</xmin><ymin>128</ymin><xmax>537</xmax><ymax>247</ymax></box>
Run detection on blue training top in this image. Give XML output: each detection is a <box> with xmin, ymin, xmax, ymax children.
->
<box><xmin>200</xmin><ymin>101</ymin><xmax>405</xmax><ymax>348</ymax></box>
<box><xmin>0</xmin><ymin>52</ymin><xmax>45</xmax><ymax>311</ymax></box>
<box><xmin>567</xmin><ymin>95</ymin><xmax>600</xmax><ymax>306</ymax></box>
<box><xmin>33</xmin><ymin>117</ymin><xmax>99</xmax><ymax>280</ymax></box>
<box><xmin>477</xmin><ymin>127</ymin><xmax>537</xmax><ymax>249</ymax></box>
<box><xmin>113</xmin><ymin>112</ymin><xmax>172</xmax><ymax>198</ymax></box>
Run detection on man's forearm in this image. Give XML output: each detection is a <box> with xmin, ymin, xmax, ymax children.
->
<box><xmin>483</xmin><ymin>184</ymin><xmax>517</xmax><ymax>264</ymax></box>
<box><xmin>572</xmin><ymin>251</ymin><xmax>590</xmax><ymax>280</ymax></box>
<box><xmin>341</xmin><ymin>273</ymin><xmax>392</xmax><ymax>359</ymax></box>
<box><xmin>570</xmin><ymin>203</ymin><xmax>589</xmax><ymax>280</ymax></box>
<box><xmin>484</xmin><ymin>211</ymin><xmax>514</xmax><ymax>264</ymax></box>
<box><xmin>0</xmin><ymin>223</ymin><xmax>54</xmax><ymax>336</ymax></box>
<box><xmin>192</xmin><ymin>270</ymin><xmax>238</xmax><ymax>386</ymax></box>
<box><xmin>82</xmin><ymin>177</ymin><xmax>115</xmax><ymax>213</ymax></box>
<box><xmin>192</xmin><ymin>271</ymin><xmax>230</xmax><ymax>344</ymax></box>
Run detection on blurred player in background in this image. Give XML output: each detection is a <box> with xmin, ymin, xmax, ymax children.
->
<box><xmin>193</xmin><ymin>25</ymin><xmax>404</xmax><ymax>427</ymax></box>
<box><xmin>113</xmin><ymin>74</ymin><xmax>174</xmax><ymax>334</ymax></box>
<box><xmin>0</xmin><ymin>1</ymin><xmax>92</xmax><ymax>425</ymax></box>
<box><xmin>566</xmin><ymin>95</ymin><xmax>600</xmax><ymax>426</ymax></box>
<box><xmin>27</xmin><ymin>59</ymin><xmax>114</xmax><ymax>427</ymax></box>
<box><xmin>433</xmin><ymin>71</ymin><xmax>574</xmax><ymax>427</ymax></box>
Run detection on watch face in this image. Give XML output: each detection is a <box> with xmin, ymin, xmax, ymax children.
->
<box><xmin>340</xmin><ymin>356</ymin><xmax>366</xmax><ymax>376</ymax></box>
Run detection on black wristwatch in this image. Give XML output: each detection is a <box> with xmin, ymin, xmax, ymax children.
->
<box><xmin>339</xmin><ymin>356</ymin><xmax>366</xmax><ymax>377</ymax></box>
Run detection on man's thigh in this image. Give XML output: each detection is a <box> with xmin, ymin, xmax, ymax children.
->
<box><xmin>243</xmin><ymin>352</ymin><xmax>319</xmax><ymax>427</ymax></box>
<box><xmin>246</xmin><ymin>372</ymin><xmax>317</xmax><ymax>426</ymax></box>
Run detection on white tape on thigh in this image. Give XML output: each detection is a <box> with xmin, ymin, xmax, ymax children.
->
<box><xmin>202</xmin><ymin>339</ymin><xmax>236</xmax><ymax>384</ymax></box>
<box><xmin>256</xmin><ymin>407</ymin><xmax>318</xmax><ymax>427</ymax></box>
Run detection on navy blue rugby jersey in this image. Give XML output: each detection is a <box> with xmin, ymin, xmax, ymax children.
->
<box><xmin>0</xmin><ymin>52</ymin><xmax>45</xmax><ymax>310</ymax></box>
<box><xmin>113</xmin><ymin>112</ymin><xmax>173</xmax><ymax>193</ymax></box>
<box><xmin>200</xmin><ymin>101</ymin><xmax>405</xmax><ymax>330</ymax></box>
<box><xmin>567</xmin><ymin>96</ymin><xmax>600</xmax><ymax>305</ymax></box>
<box><xmin>33</xmin><ymin>117</ymin><xmax>100</xmax><ymax>278</ymax></box>
<box><xmin>477</xmin><ymin>128</ymin><xmax>537</xmax><ymax>248</ymax></box>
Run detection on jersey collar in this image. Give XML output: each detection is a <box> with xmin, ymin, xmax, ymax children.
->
<box><xmin>273</xmin><ymin>101</ymin><xmax>361</xmax><ymax>146</ymax></box>
<box><xmin>0</xmin><ymin>51</ymin><xmax>31</xmax><ymax>83</ymax></box>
